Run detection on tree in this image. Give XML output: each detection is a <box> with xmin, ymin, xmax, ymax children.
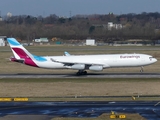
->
<box><xmin>89</xmin><ymin>26</ymin><xmax>95</xmax><ymax>34</ymax></box>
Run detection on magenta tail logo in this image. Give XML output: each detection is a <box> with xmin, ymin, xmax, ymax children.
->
<box><xmin>12</xmin><ymin>48</ymin><xmax>38</xmax><ymax>67</ymax></box>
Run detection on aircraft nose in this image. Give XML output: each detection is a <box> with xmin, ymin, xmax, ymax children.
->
<box><xmin>152</xmin><ymin>58</ymin><xmax>157</xmax><ymax>63</ymax></box>
<box><xmin>153</xmin><ymin>58</ymin><xmax>157</xmax><ymax>62</ymax></box>
<box><xmin>149</xmin><ymin>57</ymin><xmax>157</xmax><ymax>63</ymax></box>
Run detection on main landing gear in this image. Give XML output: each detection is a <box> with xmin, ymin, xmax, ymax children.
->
<box><xmin>76</xmin><ymin>70</ymin><xmax>87</xmax><ymax>75</ymax></box>
<box><xmin>140</xmin><ymin>66</ymin><xmax>144</xmax><ymax>73</ymax></box>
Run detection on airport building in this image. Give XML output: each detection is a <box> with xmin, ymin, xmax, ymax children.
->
<box><xmin>0</xmin><ymin>36</ymin><xmax>6</xmax><ymax>46</ymax></box>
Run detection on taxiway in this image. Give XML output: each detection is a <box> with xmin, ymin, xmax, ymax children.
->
<box><xmin>0</xmin><ymin>101</ymin><xmax>160</xmax><ymax>120</ymax></box>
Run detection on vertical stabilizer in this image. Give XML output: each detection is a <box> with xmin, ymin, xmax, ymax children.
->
<box><xmin>7</xmin><ymin>38</ymin><xmax>33</xmax><ymax>60</ymax></box>
<box><xmin>7</xmin><ymin>38</ymin><xmax>38</xmax><ymax>67</ymax></box>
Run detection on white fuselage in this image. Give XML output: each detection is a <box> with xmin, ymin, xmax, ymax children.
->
<box><xmin>34</xmin><ymin>53</ymin><xmax>157</xmax><ymax>70</ymax></box>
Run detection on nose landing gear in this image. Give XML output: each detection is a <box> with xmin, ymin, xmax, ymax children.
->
<box><xmin>140</xmin><ymin>66</ymin><xmax>144</xmax><ymax>73</ymax></box>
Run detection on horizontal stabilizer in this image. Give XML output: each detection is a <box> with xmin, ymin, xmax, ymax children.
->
<box><xmin>10</xmin><ymin>57</ymin><xmax>24</xmax><ymax>63</ymax></box>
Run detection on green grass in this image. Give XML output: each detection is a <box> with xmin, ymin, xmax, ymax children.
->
<box><xmin>1</xmin><ymin>78</ymin><xmax>160</xmax><ymax>101</ymax></box>
<box><xmin>28</xmin><ymin>95</ymin><xmax>160</xmax><ymax>101</ymax></box>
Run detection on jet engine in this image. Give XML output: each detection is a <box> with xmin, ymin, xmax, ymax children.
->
<box><xmin>89</xmin><ymin>65</ymin><xmax>103</xmax><ymax>71</ymax></box>
<box><xmin>71</xmin><ymin>64</ymin><xmax>85</xmax><ymax>70</ymax></box>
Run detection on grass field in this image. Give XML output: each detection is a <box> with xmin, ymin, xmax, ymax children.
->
<box><xmin>0</xmin><ymin>45</ymin><xmax>160</xmax><ymax>99</ymax></box>
<box><xmin>0</xmin><ymin>45</ymin><xmax>160</xmax><ymax>98</ymax></box>
<box><xmin>0</xmin><ymin>78</ymin><xmax>160</xmax><ymax>101</ymax></box>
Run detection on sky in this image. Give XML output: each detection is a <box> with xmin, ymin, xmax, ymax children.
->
<box><xmin>0</xmin><ymin>0</ymin><xmax>160</xmax><ymax>17</ymax></box>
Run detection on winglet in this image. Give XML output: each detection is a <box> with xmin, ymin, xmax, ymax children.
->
<box><xmin>64</xmin><ymin>51</ymin><xmax>71</xmax><ymax>56</ymax></box>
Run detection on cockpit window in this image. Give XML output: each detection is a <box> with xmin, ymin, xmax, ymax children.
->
<box><xmin>149</xmin><ymin>57</ymin><xmax>153</xmax><ymax>61</ymax></box>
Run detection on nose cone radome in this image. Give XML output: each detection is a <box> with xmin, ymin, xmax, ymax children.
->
<box><xmin>153</xmin><ymin>58</ymin><xmax>157</xmax><ymax>63</ymax></box>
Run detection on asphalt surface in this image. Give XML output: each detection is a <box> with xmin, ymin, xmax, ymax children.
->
<box><xmin>0</xmin><ymin>73</ymin><xmax>160</xmax><ymax>78</ymax></box>
<box><xmin>0</xmin><ymin>101</ymin><xmax>160</xmax><ymax>120</ymax></box>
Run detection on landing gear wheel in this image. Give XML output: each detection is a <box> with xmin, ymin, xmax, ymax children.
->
<box><xmin>76</xmin><ymin>70</ymin><xmax>87</xmax><ymax>75</ymax></box>
<box><xmin>140</xmin><ymin>66</ymin><xmax>144</xmax><ymax>73</ymax></box>
<box><xmin>83</xmin><ymin>71</ymin><xmax>87</xmax><ymax>75</ymax></box>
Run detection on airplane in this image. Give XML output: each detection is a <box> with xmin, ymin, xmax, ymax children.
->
<box><xmin>7</xmin><ymin>38</ymin><xmax>157</xmax><ymax>75</ymax></box>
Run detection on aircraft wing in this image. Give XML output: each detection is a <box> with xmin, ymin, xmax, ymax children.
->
<box><xmin>50</xmin><ymin>58</ymin><xmax>103</xmax><ymax>66</ymax></box>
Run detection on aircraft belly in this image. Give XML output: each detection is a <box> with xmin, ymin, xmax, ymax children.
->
<box><xmin>36</xmin><ymin>61</ymin><xmax>65</xmax><ymax>69</ymax></box>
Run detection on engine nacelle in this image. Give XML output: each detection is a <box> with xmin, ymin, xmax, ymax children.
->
<box><xmin>71</xmin><ymin>64</ymin><xmax>85</xmax><ymax>70</ymax></box>
<box><xmin>89</xmin><ymin>65</ymin><xmax>103</xmax><ymax>71</ymax></box>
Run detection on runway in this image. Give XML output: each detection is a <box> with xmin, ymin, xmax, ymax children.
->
<box><xmin>0</xmin><ymin>101</ymin><xmax>160</xmax><ymax>120</ymax></box>
<box><xmin>0</xmin><ymin>73</ymin><xmax>160</xmax><ymax>78</ymax></box>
